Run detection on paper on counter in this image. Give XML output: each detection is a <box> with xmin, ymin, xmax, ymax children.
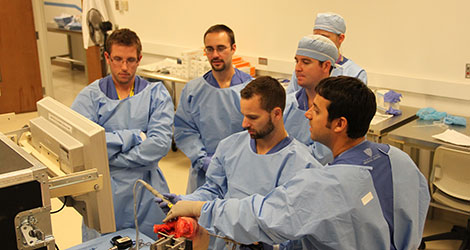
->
<box><xmin>370</xmin><ymin>112</ymin><xmax>393</xmax><ymax>126</ymax></box>
<box><xmin>432</xmin><ymin>129</ymin><xmax>470</xmax><ymax>147</ymax></box>
<box><xmin>139</xmin><ymin>62</ymin><xmax>161</xmax><ymax>72</ymax></box>
<box><xmin>139</xmin><ymin>58</ymin><xmax>178</xmax><ymax>72</ymax></box>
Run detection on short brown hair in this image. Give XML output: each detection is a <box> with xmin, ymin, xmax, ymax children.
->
<box><xmin>204</xmin><ymin>24</ymin><xmax>235</xmax><ymax>46</ymax></box>
<box><xmin>106</xmin><ymin>28</ymin><xmax>142</xmax><ymax>57</ymax></box>
<box><xmin>241</xmin><ymin>76</ymin><xmax>286</xmax><ymax>113</ymax></box>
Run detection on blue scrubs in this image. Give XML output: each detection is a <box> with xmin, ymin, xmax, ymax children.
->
<box><xmin>283</xmin><ymin>89</ymin><xmax>333</xmax><ymax>165</ymax></box>
<box><xmin>330</xmin><ymin>140</ymin><xmax>430</xmax><ymax>250</ymax></box>
<box><xmin>183</xmin><ymin>131</ymin><xmax>319</xmax><ymax>250</ymax></box>
<box><xmin>174</xmin><ymin>68</ymin><xmax>252</xmax><ymax>194</ymax></box>
<box><xmin>71</xmin><ymin>75</ymin><xmax>174</xmax><ymax>240</ymax></box>
<box><xmin>198</xmin><ymin>164</ymin><xmax>392</xmax><ymax>250</ymax></box>
<box><xmin>332</xmin><ymin>57</ymin><xmax>368</xmax><ymax>84</ymax></box>
<box><xmin>286</xmin><ymin>56</ymin><xmax>367</xmax><ymax>94</ymax></box>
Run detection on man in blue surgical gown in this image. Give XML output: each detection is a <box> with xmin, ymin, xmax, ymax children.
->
<box><xmin>174</xmin><ymin>24</ymin><xmax>252</xmax><ymax>194</ymax></box>
<box><xmin>165</xmin><ymin>76</ymin><xmax>430</xmax><ymax>250</ymax></box>
<box><xmin>287</xmin><ymin>12</ymin><xmax>368</xmax><ymax>94</ymax></box>
<box><xmin>304</xmin><ymin>76</ymin><xmax>429</xmax><ymax>250</ymax></box>
<box><xmin>161</xmin><ymin>76</ymin><xmax>320</xmax><ymax>250</ymax></box>
<box><xmin>283</xmin><ymin>34</ymin><xmax>336</xmax><ymax>165</ymax></box>
<box><xmin>71</xmin><ymin>29</ymin><xmax>173</xmax><ymax>240</ymax></box>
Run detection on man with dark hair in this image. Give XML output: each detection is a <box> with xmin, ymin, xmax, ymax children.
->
<box><xmin>72</xmin><ymin>28</ymin><xmax>173</xmax><ymax>241</ymax></box>
<box><xmin>175</xmin><ymin>24</ymin><xmax>252</xmax><ymax>194</ymax></box>
<box><xmin>159</xmin><ymin>76</ymin><xmax>319</xmax><ymax>250</ymax></box>
<box><xmin>164</xmin><ymin>77</ymin><xmax>429</xmax><ymax>250</ymax></box>
<box><xmin>306</xmin><ymin>76</ymin><xmax>429</xmax><ymax>250</ymax></box>
<box><xmin>309</xmin><ymin>76</ymin><xmax>376</xmax><ymax>141</ymax></box>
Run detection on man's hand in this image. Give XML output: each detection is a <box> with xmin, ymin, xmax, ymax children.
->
<box><xmin>155</xmin><ymin>193</ymin><xmax>181</xmax><ymax>214</ymax></box>
<box><xmin>200</xmin><ymin>154</ymin><xmax>213</xmax><ymax>172</ymax></box>
<box><xmin>163</xmin><ymin>200</ymin><xmax>206</xmax><ymax>222</ymax></box>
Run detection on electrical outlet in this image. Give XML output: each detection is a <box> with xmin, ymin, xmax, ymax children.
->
<box><xmin>466</xmin><ymin>64</ymin><xmax>470</xmax><ymax>79</ymax></box>
<box><xmin>258</xmin><ymin>57</ymin><xmax>268</xmax><ymax>66</ymax></box>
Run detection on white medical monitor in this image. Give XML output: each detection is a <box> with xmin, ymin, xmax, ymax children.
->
<box><xmin>30</xmin><ymin>96</ymin><xmax>115</xmax><ymax>234</ymax></box>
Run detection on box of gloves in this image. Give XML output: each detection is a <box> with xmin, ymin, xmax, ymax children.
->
<box><xmin>376</xmin><ymin>89</ymin><xmax>401</xmax><ymax>113</ymax></box>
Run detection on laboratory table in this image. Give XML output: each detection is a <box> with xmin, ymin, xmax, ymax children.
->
<box><xmin>388</xmin><ymin>117</ymin><xmax>470</xmax><ymax>151</ymax></box>
<box><xmin>387</xmin><ymin>117</ymin><xmax>470</xmax><ymax>180</ymax></box>
<box><xmin>367</xmin><ymin>105</ymin><xmax>419</xmax><ymax>143</ymax></box>
<box><xmin>66</xmin><ymin>228</ymin><xmax>154</xmax><ymax>250</ymax></box>
<box><xmin>47</xmin><ymin>23</ymin><xmax>85</xmax><ymax>68</ymax></box>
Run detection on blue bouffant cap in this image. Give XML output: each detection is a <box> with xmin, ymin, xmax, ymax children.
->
<box><xmin>314</xmin><ymin>13</ymin><xmax>346</xmax><ymax>35</ymax></box>
<box><xmin>296</xmin><ymin>34</ymin><xmax>338</xmax><ymax>65</ymax></box>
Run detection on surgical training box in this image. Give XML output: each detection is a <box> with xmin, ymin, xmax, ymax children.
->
<box><xmin>0</xmin><ymin>133</ymin><xmax>55</xmax><ymax>250</ymax></box>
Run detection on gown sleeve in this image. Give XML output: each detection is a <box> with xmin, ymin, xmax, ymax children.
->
<box><xmin>183</xmin><ymin>145</ymin><xmax>227</xmax><ymax>201</ymax></box>
<box><xmin>198</xmin><ymin>166</ymin><xmax>391</xmax><ymax>250</ymax></box>
<box><xmin>108</xmin><ymin>84</ymin><xmax>174</xmax><ymax>168</ymax></box>
<box><xmin>174</xmin><ymin>84</ymin><xmax>207</xmax><ymax>170</ymax></box>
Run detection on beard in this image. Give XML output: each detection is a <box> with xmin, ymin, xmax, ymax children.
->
<box><xmin>249</xmin><ymin>118</ymin><xmax>275</xmax><ymax>139</ymax></box>
<box><xmin>210</xmin><ymin>59</ymin><xmax>226</xmax><ymax>72</ymax></box>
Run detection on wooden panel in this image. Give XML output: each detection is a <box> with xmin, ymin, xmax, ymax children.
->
<box><xmin>86</xmin><ymin>45</ymin><xmax>103</xmax><ymax>84</ymax></box>
<box><xmin>0</xmin><ymin>0</ymin><xmax>43</xmax><ymax>113</ymax></box>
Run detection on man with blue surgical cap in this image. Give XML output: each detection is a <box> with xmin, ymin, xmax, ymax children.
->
<box><xmin>164</xmin><ymin>76</ymin><xmax>430</xmax><ymax>250</ymax></box>
<box><xmin>159</xmin><ymin>76</ymin><xmax>320</xmax><ymax>250</ymax></box>
<box><xmin>174</xmin><ymin>24</ymin><xmax>252</xmax><ymax>194</ymax></box>
<box><xmin>287</xmin><ymin>12</ymin><xmax>368</xmax><ymax>94</ymax></box>
<box><xmin>283</xmin><ymin>34</ymin><xmax>336</xmax><ymax>165</ymax></box>
<box><xmin>71</xmin><ymin>29</ymin><xmax>173</xmax><ymax>241</ymax></box>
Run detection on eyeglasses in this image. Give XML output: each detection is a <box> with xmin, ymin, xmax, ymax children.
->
<box><xmin>109</xmin><ymin>56</ymin><xmax>139</xmax><ymax>66</ymax></box>
<box><xmin>204</xmin><ymin>46</ymin><xmax>230</xmax><ymax>54</ymax></box>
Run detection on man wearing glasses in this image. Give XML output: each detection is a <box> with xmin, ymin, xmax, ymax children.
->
<box><xmin>174</xmin><ymin>24</ymin><xmax>252</xmax><ymax>193</ymax></box>
<box><xmin>72</xmin><ymin>28</ymin><xmax>174</xmax><ymax>241</ymax></box>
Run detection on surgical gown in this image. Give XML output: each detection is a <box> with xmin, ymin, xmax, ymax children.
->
<box><xmin>198</xmin><ymin>164</ymin><xmax>391</xmax><ymax>250</ymax></box>
<box><xmin>71</xmin><ymin>75</ymin><xmax>174</xmax><ymax>240</ymax></box>
<box><xmin>174</xmin><ymin>69</ymin><xmax>252</xmax><ymax>193</ymax></box>
<box><xmin>330</xmin><ymin>140</ymin><xmax>430</xmax><ymax>250</ymax></box>
<box><xmin>283</xmin><ymin>90</ymin><xmax>333</xmax><ymax>165</ymax></box>
<box><xmin>286</xmin><ymin>56</ymin><xmax>367</xmax><ymax>94</ymax></box>
<box><xmin>183</xmin><ymin>131</ymin><xmax>320</xmax><ymax>250</ymax></box>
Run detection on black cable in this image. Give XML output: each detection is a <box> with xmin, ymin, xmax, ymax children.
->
<box><xmin>51</xmin><ymin>196</ymin><xmax>68</xmax><ymax>214</ymax></box>
<box><xmin>55</xmin><ymin>243</ymin><xmax>59</xmax><ymax>250</ymax></box>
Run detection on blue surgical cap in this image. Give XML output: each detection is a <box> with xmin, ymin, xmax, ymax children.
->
<box><xmin>296</xmin><ymin>34</ymin><xmax>339</xmax><ymax>65</ymax></box>
<box><xmin>314</xmin><ymin>13</ymin><xmax>346</xmax><ymax>35</ymax></box>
